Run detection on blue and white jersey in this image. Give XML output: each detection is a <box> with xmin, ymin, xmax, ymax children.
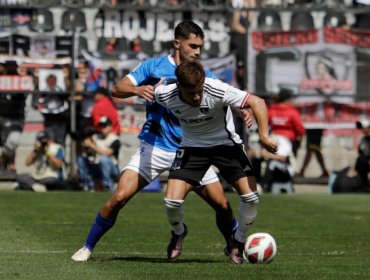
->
<box><xmin>154</xmin><ymin>77</ymin><xmax>248</xmax><ymax>148</ymax></box>
<box><xmin>127</xmin><ymin>55</ymin><xmax>216</xmax><ymax>152</ymax></box>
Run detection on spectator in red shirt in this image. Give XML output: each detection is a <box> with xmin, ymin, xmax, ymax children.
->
<box><xmin>262</xmin><ymin>89</ymin><xmax>305</xmax><ymax>191</ymax></box>
<box><xmin>91</xmin><ymin>87</ymin><xmax>120</xmax><ymax>135</ymax></box>
<box><xmin>268</xmin><ymin>89</ymin><xmax>306</xmax><ymax>151</ymax></box>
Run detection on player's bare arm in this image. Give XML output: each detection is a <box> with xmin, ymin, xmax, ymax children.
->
<box><xmin>236</xmin><ymin>108</ymin><xmax>253</xmax><ymax>128</ymax></box>
<box><xmin>243</xmin><ymin>94</ymin><xmax>278</xmax><ymax>154</ymax></box>
<box><xmin>111</xmin><ymin>76</ymin><xmax>154</xmax><ymax>102</ymax></box>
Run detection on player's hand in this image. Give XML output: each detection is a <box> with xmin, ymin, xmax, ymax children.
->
<box><xmin>137</xmin><ymin>85</ymin><xmax>154</xmax><ymax>102</ymax></box>
<box><xmin>259</xmin><ymin>135</ymin><xmax>278</xmax><ymax>154</ymax></box>
<box><xmin>239</xmin><ymin>108</ymin><xmax>253</xmax><ymax>128</ymax></box>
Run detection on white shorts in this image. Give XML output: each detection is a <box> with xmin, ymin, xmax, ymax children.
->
<box><xmin>122</xmin><ymin>141</ymin><xmax>219</xmax><ymax>185</ymax></box>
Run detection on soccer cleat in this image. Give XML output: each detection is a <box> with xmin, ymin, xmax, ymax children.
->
<box><xmin>32</xmin><ymin>183</ymin><xmax>47</xmax><ymax>192</ymax></box>
<box><xmin>224</xmin><ymin>229</ymin><xmax>236</xmax><ymax>256</ymax></box>
<box><xmin>229</xmin><ymin>237</ymin><xmax>245</xmax><ymax>264</ymax></box>
<box><xmin>223</xmin><ymin>244</ymin><xmax>231</xmax><ymax>256</ymax></box>
<box><xmin>167</xmin><ymin>224</ymin><xmax>188</xmax><ymax>261</ymax></box>
<box><xmin>71</xmin><ymin>247</ymin><xmax>92</xmax><ymax>262</ymax></box>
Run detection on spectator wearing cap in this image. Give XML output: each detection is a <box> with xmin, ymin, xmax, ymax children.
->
<box><xmin>90</xmin><ymin>87</ymin><xmax>121</xmax><ymax>135</ymax></box>
<box><xmin>14</xmin><ymin>131</ymin><xmax>65</xmax><ymax>192</ymax></box>
<box><xmin>77</xmin><ymin>116</ymin><xmax>121</xmax><ymax>192</ymax></box>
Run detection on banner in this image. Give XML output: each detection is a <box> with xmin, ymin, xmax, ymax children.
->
<box><xmin>248</xmin><ymin>27</ymin><xmax>370</xmax><ymax>129</ymax></box>
<box><xmin>0</xmin><ymin>75</ymin><xmax>34</xmax><ymax>91</ymax></box>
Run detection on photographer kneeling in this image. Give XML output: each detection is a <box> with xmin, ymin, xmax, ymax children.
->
<box><xmin>15</xmin><ymin>131</ymin><xmax>65</xmax><ymax>192</ymax></box>
<box><xmin>77</xmin><ymin>116</ymin><xmax>121</xmax><ymax>192</ymax></box>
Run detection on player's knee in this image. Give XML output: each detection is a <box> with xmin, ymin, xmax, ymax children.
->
<box><xmin>164</xmin><ymin>198</ymin><xmax>184</xmax><ymax>209</ymax></box>
<box><xmin>215</xmin><ymin>199</ymin><xmax>232</xmax><ymax>213</ymax></box>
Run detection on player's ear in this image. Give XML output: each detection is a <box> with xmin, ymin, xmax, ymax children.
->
<box><xmin>173</xmin><ymin>39</ymin><xmax>180</xmax><ymax>50</ymax></box>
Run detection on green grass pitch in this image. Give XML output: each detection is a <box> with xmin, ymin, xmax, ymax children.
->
<box><xmin>0</xmin><ymin>191</ymin><xmax>369</xmax><ymax>280</ymax></box>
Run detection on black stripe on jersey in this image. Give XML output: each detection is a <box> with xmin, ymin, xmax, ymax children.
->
<box><xmin>157</xmin><ymin>88</ymin><xmax>178</xmax><ymax>102</ymax></box>
<box><xmin>204</xmin><ymin>84</ymin><xmax>224</xmax><ymax>99</ymax></box>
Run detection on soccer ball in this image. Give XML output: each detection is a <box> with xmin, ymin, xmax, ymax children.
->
<box><xmin>244</xmin><ymin>232</ymin><xmax>277</xmax><ymax>264</ymax></box>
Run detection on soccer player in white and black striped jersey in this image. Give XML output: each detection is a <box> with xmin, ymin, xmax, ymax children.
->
<box><xmin>154</xmin><ymin>60</ymin><xmax>278</xmax><ymax>264</ymax></box>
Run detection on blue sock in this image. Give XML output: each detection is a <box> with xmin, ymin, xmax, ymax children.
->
<box><xmin>231</xmin><ymin>217</ymin><xmax>238</xmax><ymax>233</ymax></box>
<box><xmin>84</xmin><ymin>213</ymin><xmax>115</xmax><ymax>251</ymax></box>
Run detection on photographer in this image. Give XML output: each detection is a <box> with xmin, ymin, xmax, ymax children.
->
<box><xmin>77</xmin><ymin>117</ymin><xmax>121</xmax><ymax>192</ymax></box>
<box><xmin>15</xmin><ymin>131</ymin><xmax>65</xmax><ymax>192</ymax></box>
<box><xmin>332</xmin><ymin>120</ymin><xmax>370</xmax><ymax>193</ymax></box>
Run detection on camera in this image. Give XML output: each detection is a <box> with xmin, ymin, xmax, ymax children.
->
<box><xmin>36</xmin><ymin>132</ymin><xmax>48</xmax><ymax>146</ymax></box>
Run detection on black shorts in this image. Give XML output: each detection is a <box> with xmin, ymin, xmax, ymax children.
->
<box><xmin>169</xmin><ymin>144</ymin><xmax>255</xmax><ymax>187</ymax></box>
<box><xmin>306</xmin><ymin>129</ymin><xmax>323</xmax><ymax>150</ymax></box>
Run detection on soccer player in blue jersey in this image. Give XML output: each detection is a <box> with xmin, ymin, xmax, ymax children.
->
<box><xmin>154</xmin><ymin>60</ymin><xmax>278</xmax><ymax>264</ymax></box>
<box><xmin>71</xmin><ymin>21</ymin><xmax>251</xmax><ymax>262</ymax></box>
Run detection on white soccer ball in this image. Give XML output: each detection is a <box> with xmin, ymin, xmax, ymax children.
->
<box><xmin>244</xmin><ymin>232</ymin><xmax>277</xmax><ymax>264</ymax></box>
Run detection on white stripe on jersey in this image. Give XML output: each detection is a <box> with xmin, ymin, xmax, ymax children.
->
<box><xmin>154</xmin><ymin>78</ymin><xmax>249</xmax><ymax>147</ymax></box>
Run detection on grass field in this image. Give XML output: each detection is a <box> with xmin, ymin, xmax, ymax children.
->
<box><xmin>0</xmin><ymin>191</ymin><xmax>369</xmax><ymax>280</ymax></box>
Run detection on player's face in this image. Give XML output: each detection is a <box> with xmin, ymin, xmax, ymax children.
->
<box><xmin>176</xmin><ymin>34</ymin><xmax>204</xmax><ymax>61</ymax></box>
<box><xmin>178</xmin><ymin>83</ymin><xmax>203</xmax><ymax>107</ymax></box>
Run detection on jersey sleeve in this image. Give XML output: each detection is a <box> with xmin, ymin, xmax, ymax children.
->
<box><xmin>154</xmin><ymin>83</ymin><xmax>178</xmax><ymax>109</ymax></box>
<box><xmin>126</xmin><ymin>58</ymin><xmax>154</xmax><ymax>86</ymax></box>
<box><xmin>222</xmin><ymin>83</ymin><xmax>250</xmax><ymax>108</ymax></box>
<box><xmin>153</xmin><ymin>85</ymin><xmax>169</xmax><ymax>108</ymax></box>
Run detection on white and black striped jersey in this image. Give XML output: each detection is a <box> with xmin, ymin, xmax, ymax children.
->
<box><xmin>154</xmin><ymin>77</ymin><xmax>250</xmax><ymax>148</ymax></box>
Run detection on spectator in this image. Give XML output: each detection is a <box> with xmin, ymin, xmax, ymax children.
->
<box><xmin>262</xmin><ymin>89</ymin><xmax>305</xmax><ymax>191</ymax></box>
<box><xmin>91</xmin><ymin>87</ymin><xmax>120</xmax><ymax>135</ymax></box>
<box><xmin>74</xmin><ymin>61</ymin><xmax>95</xmax><ymax>131</ymax></box>
<box><xmin>15</xmin><ymin>131</ymin><xmax>65</xmax><ymax>192</ymax></box>
<box><xmin>229</xmin><ymin>0</ymin><xmax>256</xmax><ymax>89</ymax></box>
<box><xmin>354</xmin><ymin>119</ymin><xmax>370</xmax><ymax>186</ymax></box>
<box><xmin>298</xmin><ymin>128</ymin><xmax>329</xmax><ymax>178</ymax></box>
<box><xmin>0</xmin><ymin>63</ymin><xmax>28</xmax><ymax>173</ymax></box>
<box><xmin>267</xmin><ymin>89</ymin><xmax>305</xmax><ymax>162</ymax></box>
<box><xmin>77</xmin><ymin>117</ymin><xmax>121</xmax><ymax>192</ymax></box>
<box><xmin>330</xmin><ymin>119</ymin><xmax>370</xmax><ymax>193</ymax></box>
<box><xmin>38</xmin><ymin>73</ymin><xmax>69</xmax><ymax>146</ymax></box>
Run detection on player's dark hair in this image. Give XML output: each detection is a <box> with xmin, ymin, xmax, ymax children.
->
<box><xmin>175</xmin><ymin>60</ymin><xmax>205</xmax><ymax>88</ymax></box>
<box><xmin>174</xmin><ymin>21</ymin><xmax>205</xmax><ymax>40</ymax></box>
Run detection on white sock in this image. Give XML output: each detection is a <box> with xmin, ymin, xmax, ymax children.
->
<box><xmin>235</xmin><ymin>191</ymin><xmax>259</xmax><ymax>243</ymax></box>
<box><xmin>164</xmin><ymin>198</ymin><xmax>185</xmax><ymax>235</ymax></box>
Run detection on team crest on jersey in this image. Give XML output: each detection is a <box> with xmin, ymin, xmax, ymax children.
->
<box><xmin>199</xmin><ymin>107</ymin><xmax>209</xmax><ymax>115</ymax></box>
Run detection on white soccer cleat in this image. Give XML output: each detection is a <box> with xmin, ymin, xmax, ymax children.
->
<box><xmin>71</xmin><ymin>247</ymin><xmax>92</xmax><ymax>262</ymax></box>
<box><xmin>32</xmin><ymin>183</ymin><xmax>47</xmax><ymax>192</ymax></box>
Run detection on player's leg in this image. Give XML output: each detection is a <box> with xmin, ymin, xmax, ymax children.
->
<box><xmin>164</xmin><ymin>178</ymin><xmax>193</xmax><ymax>261</ymax></box>
<box><xmin>71</xmin><ymin>169</ymin><xmax>148</xmax><ymax>262</ymax></box>
<box><xmin>230</xmin><ymin>176</ymin><xmax>259</xmax><ymax>264</ymax></box>
<box><xmin>214</xmin><ymin>145</ymin><xmax>259</xmax><ymax>264</ymax></box>
<box><xmin>71</xmin><ymin>142</ymin><xmax>157</xmax><ymax>262</ymax></box>
<box><xmin>165</xmin><ymin>147</ymin><xmax>208</xmax><ymax>261</ymax></box>
<box><xmin>193</xmin><ymin>170</ymin><xmax>237</xmax><ymax>255</ymax></box>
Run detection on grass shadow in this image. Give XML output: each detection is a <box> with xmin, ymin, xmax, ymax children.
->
<box><xmin>95</xmin><ymin>256</ymin><xmax>224</xmax><ymax>264</ymax></box>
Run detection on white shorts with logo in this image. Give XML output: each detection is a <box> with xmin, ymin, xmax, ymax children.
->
<box><xmin>122</xmin><ymin>141</ymin><xmax>219</xmax><ymax>186</ymax></box>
